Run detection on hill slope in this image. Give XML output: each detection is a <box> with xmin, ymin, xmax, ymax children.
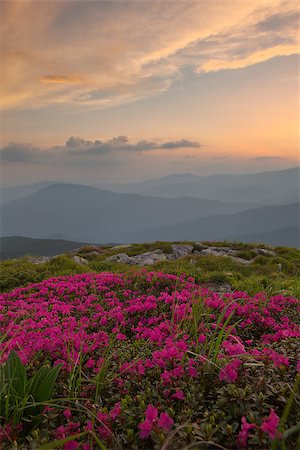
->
<box><xmin>0</xmin><ymin>236</ymin><xmax>90</xmax><ymax>260</ymax></box>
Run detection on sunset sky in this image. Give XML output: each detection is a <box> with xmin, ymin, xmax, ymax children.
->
<box><xmin>1</xmin><ymin>0</ymin><xmax>299</xmax><ymax>184</ymax></box>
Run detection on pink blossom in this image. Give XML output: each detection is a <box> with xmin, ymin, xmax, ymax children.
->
<box><xmin>64</xmin><ymin>442</ymin><xmax>79</xmax><ymax>450</ymax></box>
<box><xmin>260</xmin><ymin>409</ymin><xmax>281</xmax><ymax>439</ymax></box>
<box><xmin>219</xmin><ymin>359</ymin><xmax>242</xmax><ymax>383</ymax></box>
<box><xmin>158</xmin><ymin>412</ymin><xmax>174</xmax><ymax>431</ymax></box>
<box><xmin>110</xmin><ymin>402</ymin><xmax>121</xmax><ymax>420</ymax></box>
<box><xmin>63</xmin><ymin>408</ymin><xmax>72</xmax><ymax>419</ymax></box>
<box><xmin>237</xmin><ymin>416</ymin><xmax>256</xmax><ymax>448</ymax></box>
<box><xmin>172</xmin><ymin>390</ymin><xmax>185</xmax><ymax>400</ymax></box>
<box><xmin>198</xmin><ymin>334</ymin><xmax>206</xmax><ymax>343</ymax></box>
<box><xmin>138</xmin><ymin>420</ymin><xmax>153</xmax><ymax>439</ymax></box>
<box><xmin>145</xmin><ymin>404</ymin><xmax>158</xmax><ymax>423</ymax></box>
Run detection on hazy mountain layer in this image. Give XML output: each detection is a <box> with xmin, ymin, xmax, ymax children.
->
<box><xmin>1</xmin><ymin>183</ymin><xmax>249</xmax><ymax>243</ymax></box>
<box><xmin>123</xmin><ymin>203</ymin><xmax>300</xmax><ymax>246</ymax></box>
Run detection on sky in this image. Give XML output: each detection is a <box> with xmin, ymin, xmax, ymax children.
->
<box><xmin>0</xmin><ymin>0</ymin><xmax>299</xmax><ymax>185</ymax></box>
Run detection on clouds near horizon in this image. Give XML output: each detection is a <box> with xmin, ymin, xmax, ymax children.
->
<box><xmin>0</xmin><ymin>136</ymin><xmax>202</xmax><ymax>162</ymax></box>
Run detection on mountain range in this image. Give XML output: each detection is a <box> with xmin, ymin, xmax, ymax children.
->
<box><xmin>1</xmin><ymin>167</ymin><xmax>299</xmax><ymax>248</ymax></box>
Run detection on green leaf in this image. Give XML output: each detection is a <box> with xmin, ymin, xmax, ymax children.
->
<box><xmin>30</xmin><ymin>364</ymin><xmax>61</xmax><ymax>402</ymax></box>
<box><xmin>3</xmin><ymin>351</ymin><xmax>27</xmax><ymax>397</ymax></box>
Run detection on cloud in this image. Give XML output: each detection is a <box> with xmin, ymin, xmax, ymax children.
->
<box><xmin>67</xmin><ymin>136</ymin><xmax>201</xmax><ymax>154</ymax></box>
<box><xmin>1</xmin><ymin>0</ymin><xmax>298</xmax><ymax>110</ymax></box>
<box><xmin>160</xmin><ymin>139</ymin><xmax>200</xmax><ymax>149</ymax></box>
<box><xmin>0</xmin><ymin>143</ymin><xmax>41</xmax><ymax>162</ymax></box>
<box><xmin>256</xmin><ymin>11</ymin><xmax>299</xmax><ymax>32</ymax></box>
<box><xmin>40</xmin><ymin>75</ymin><xmax>84</xmax><ymax>84</ymax></box>
<box><xmin>1</xmin><ymin>136</ymin><xmax>202</xmax><ymax>162</ymax></box>
<box><xmin>251</xmin><ymin>156</ymin><xmax>284</xmax><ymax>161</ymax></box>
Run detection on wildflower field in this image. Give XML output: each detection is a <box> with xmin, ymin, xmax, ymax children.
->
<box><xmin>0</xmin><ymin>267</ymin><xmax>299</xmax><ymax>449</ymax></box>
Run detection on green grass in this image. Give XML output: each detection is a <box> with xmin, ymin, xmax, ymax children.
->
<box><xmin>1</xmin><ymin>241</ymin><xmax>300</xmax><ymax>297</ymax></box>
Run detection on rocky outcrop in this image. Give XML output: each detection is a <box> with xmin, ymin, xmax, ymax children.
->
<box><xmin>27</xmin><ymin>256</ymin><xmax>51</xmax><ymax>264</ymax></box>
<box><xmin>254</xmin><ymin>248</ymin><xmax>276</xmax><ymax>257</ymax></box>
<box><xmin>104</xmin><ymin>243</ymin><xmax>277</xmax><ymax>266</ymax></box>
<box><xmin>131</xmin><ymin>249</ymin><xmax>167</xmax><ymax>266</ymax></box>
<box><xmin>106</xmin><ymin>253</ymin><xmax>133</xmax><ymax>264</ymax></box>
<box><xmin>107</xmin><ymin>249</ymin><xmax>167</xmax><ymax>266</ymax></box>
<box><xmin>172</xmin><ymin>244</ymin><xmax>193</xmax><ymax>258</ymax></box>
<box><xmin>72</xmin><ymin>255</ymin><xmax>89</xmax><ymax>265</ymax></box>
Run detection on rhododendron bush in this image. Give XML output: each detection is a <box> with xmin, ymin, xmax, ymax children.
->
<box><xmin>0</xmin><ymin>270</ymin><xmax>299</xmax><ymax>449</ymax></box>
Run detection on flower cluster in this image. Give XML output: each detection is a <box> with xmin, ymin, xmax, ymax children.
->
<box><xmin>0</xmin><ymin>270</ymin><xmax>299</xmax><ymax>448</ymax></box>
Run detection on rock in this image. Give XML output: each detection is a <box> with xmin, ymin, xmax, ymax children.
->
<box><xmin>210</xmin><ymin>246</ymin><xmax>237</xmax><ymax>254</ymax></box>
<box><xmin>203</xmin><ymin>280</ymin><xmax>232</xmax><ymax>293</ymax></box>
<box><xmin>166</xmin><ymin>253</ymin><xmax>177</xmax><ymax>260</ymax></box>
<box><xmin>131</xmin><ymin>249</ymin><xmax>167</xmax><ymax>266</ymax></box>
<box><xmin>194</xmin><ymin>242</ymin><xmax>208</xmax><ymax>250</ymax></box>
<box><xmin>106</xmin><ymin>253</ymin><xmax>132</xmax><ymax>263</ymax></box>
<box><xmin>254</xmin><ymin>248</ymin><xmax>276</xmax><ymax>257</ymax></box>
<box><xmin>227</xmin><ymin>249</ymin><xmax>238</xmax><ymax>256</ymax></box>
<box><xmin>72</xmin><ymin>255</ymin><xmax>88</xmax><ymax>265</ymax></box>
<box><xmin>139</xmin><ymin>258</ymin><xmax>155</xmax><ymax>266</ymax></box>
<box><xmin>27</xmin><ymin>256</ymin><xmax>50</xmax><ymax>264</ymax></box>
<box><xmin>193</xmin><ymin>250</ymin><xmax>202</xmax><ymax>255</ymax></box>
<box><xmin>200</xmin><ymin>248</ymin><xmax>228</xmax><ymax>257</ymax></box>
<box><xmin>172</xmin><ymin>244</ymin><xmax>193</xmax><ymax>259</ymax></box>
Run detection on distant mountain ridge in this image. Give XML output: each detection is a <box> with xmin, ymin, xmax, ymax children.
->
<box><xmin>123</xmin><ymin>203</ymin><xmax>300</xmax><ymax>246</ymax></box>
<box><xmin>1</xmin><ymin>166</ymin><xmax>299</xmax><ymax>206</ymax></box>
<box><xmin>1</xmin><ymin>183</ymin><xmax>249</xmax><ymax>243</ymax></box>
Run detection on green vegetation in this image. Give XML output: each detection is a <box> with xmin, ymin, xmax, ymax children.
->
<box><xmin>1</xmin><ymin>241</ymin><xmax>299</xmax><ymax>297</ymax></box>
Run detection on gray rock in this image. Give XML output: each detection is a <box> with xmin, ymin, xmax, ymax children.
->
<box><xmin>194</xmin><ymin>242</ymin><xmax>208</xmax><ymax>250</ymax></box>
<box><xmin>254</xmin><ymin>248</ymin><xmax>276</xmax><ymax>257</ymax></box>
<box><xmin>166</xmin><ymin>253</ymin><xmax>177</xmax><ymax>260</ymax></box>
<box><xmin>72</xmin><ymin>255</ymin><xmax>88</xmax><ymax>265</ymax></box>
<box><xmin>27</xmin><ymin>256</ymin><xmax>50</xmax><ymax>264</ymax></box>
<box><xmin>172</xmin><ymin>244</ymin><xmax>194</xmax><ymax>259</ymax></box>
<box><xmin>106</xmin><ymin>253</ymin><xmax>132</xmax><ymax>263</ymax></box>
<box><xmin>131</xmin><ymin>249</ymin><xmax>167</xmax><ymax>266</ymax></box>
<box><xmin>210</xmin><ymin>246</ymin><xmax>237</xmax><ymax>254</ymax></box>
<box><xmin>193</xmin><ymin>250</ymin><xmax>203</xmax><ymax>255</ymax></box>
<box><xmin>200</xmin><ymin>248</ymin><xmax>228</xmax><ymax>257</ymax></box>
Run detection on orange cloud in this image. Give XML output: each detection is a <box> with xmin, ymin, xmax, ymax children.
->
<box><xmin>40</xmin><ymin>75</ymin><xmax>84</xmax><ymax>84</ymax></box>
<box><xmin>1</xmin><ymin>0</ymin><xmax>299</xmax><ymax>110</ymax></box>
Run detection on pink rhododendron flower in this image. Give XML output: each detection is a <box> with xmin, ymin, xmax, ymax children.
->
<box><xmin>145</xmin><ymin>404</ymin><xmax>158</xmax><ymax>422</ymax></box>
<box><xmin>110</xmin><ymin>402</ymin><xmax>121</xmax><ymax>420</ymax></box>
<box><xmin>172</xmin><ymin>390</ymin><xmax>185</xmax><ymax>400</ymax></box>
<box><xmin>63</xmin><ymin>408</ymin><xmax>72</xmax><ymax>419</ymax></box>
<box><xmin>157</xmin><ymin>412</ymin><xmax>174</xmax><ymax>431</ymax></box>
<box><xmin>219</xmin><ymin>359</ymin><xmax>242</xmax><ymax>383</ymax></box>
<box><xmin>260</xmin><ymin>409</ymin><xmax>281</xmax><ymax>439</ymax></box>
<box><xmin>64</xmin><ymin>442</ymin><xmax>78</xmax><ymax>450</ymax></box>
<box><xmin>138</xmin><ymin>420</ymin><xmax>153</xmax><ymax>439</ymax></box>
<box><xmin>237</xmin><ymin>416</ymin><xmax>256</xmax><ymax>448</ymax></box>
<box><xmin>198</xmin><ymin>334</ymin><xmax>206</xmax><ymax>343</ymax></box>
